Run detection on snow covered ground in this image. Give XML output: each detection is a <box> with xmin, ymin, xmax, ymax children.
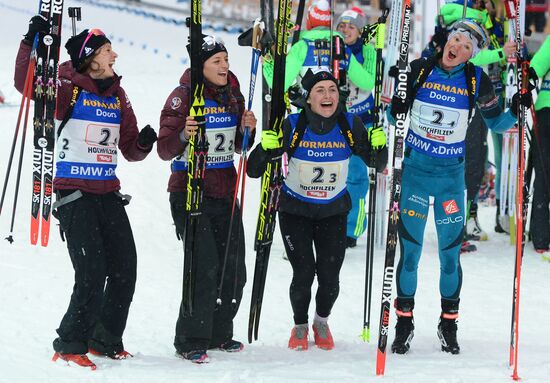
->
<box><xmin>0</xmin><ymin>0</ymin><xmax>549</xmax><ymax>382</ymax></box>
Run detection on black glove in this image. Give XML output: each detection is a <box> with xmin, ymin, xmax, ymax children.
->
<box><xmin>511</xmin><ymin>91</ymin><xmax>533</xmax><ymax>116</ymax></box>
<box><xmin>431</xmin><ymin>28</ymin><xmax>447</xmax><ymax>52</ymax></box>
<box><xmin>528</xmin><ymin>66</ymin><xmax>538</xmax><ymax>82</ymax></box>
<box><xmin>138</xmin><ymin>125</ymin><xmax>158</xmax><ymax>148</ymax></box>
<box><xmin>23</xmin><ymin>15</ymin><xmax>50</xmax><ymax>44</ymax></box>
<box><xmin>390</xmin><ymin>94</ymin><xmax>410</xmax><ymax>120</ymax></box>
<box><xmin>288</xmin><ymin>84</ymin><xmax>308</xmax><ymax>109</ymax></box>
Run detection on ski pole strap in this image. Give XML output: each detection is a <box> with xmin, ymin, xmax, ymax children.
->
<box><xmin>115</xmin><ymin>191</ymin><xmax>132</xmax><ymax>206</ymax></box>
<box><xmin>464</xmin><ymin>62</ymin><xmax>475</xmax><ymax>124</ymax></box>
<box><xmin>287</xmin><ymin>111</ymin><xmax>308</xmax><ymax>160</ymax></box>
<box><xmin>57</xmin><ymin>85</ymin><xmax>82</xmax><ymax>138</ymax></box>
<box><xmin>52</xmin><ymin>189</ymin><xmax>83</xmax><ymax>214</ymax></box>
<box><xmin>337</xmin><ymin>113</ymin><xmax>355</xmax><ymax>150</ymax></box>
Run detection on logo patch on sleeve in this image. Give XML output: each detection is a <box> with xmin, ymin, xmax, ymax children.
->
<box><xmin>171</xmin><ymin>97</ymin><xmax>182</xmax><ymax>110</ymax></box>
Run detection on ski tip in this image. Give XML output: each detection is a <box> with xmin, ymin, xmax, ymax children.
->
<box><xmin>376</xmin><ymin>350</ymin><xmax>387</xmax><ymax>376</ymax></box>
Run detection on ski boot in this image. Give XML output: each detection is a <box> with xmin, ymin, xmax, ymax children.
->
<box><xmin>312</xmin><ymin>321</ymin><xmax>334</xmax><ymax>350</ymax></box>
<box><xmin>288</xmin><ymin>324</ymin><xmax>309</xmax><ymax>350</ymax></box>
<box><xmin>88</xmin><ymin>348</ymin><xmax>133</xmax><ymax>360</ymax></box>
<box><xmin>494</xmin><ymin>200</ymin><xmax>510</xmax><ymax>234</ymax></box>
<box><xmin>177</xmin><ymin>350</ymin><xmax>210</xmax><ymax>364</ymax></box>
<box><xmin>391</xmin><ymin>298</ymin><xmax>414</xmax><ymax>354</ymax></box>
<box><xmin>218</xmin><ymin>340</ymin><xmax>244</xmax><ymax>352</ymax></box>
<box><xmin>460</xmin><ymin>241</ymin><xmax>477</xmax><ymax>253</ymax></box>
<box><xmin>52</xmin><ymin>353</ymin><xmax>97</xmax><ymax>370</ymax></box>
<box><xmin>437</xmin><ymin>299</ymin><xmax>460</xmax><ymax>354</ymax></box>
<box><xmin>466</xmin><ymin>203</ymin><xmax>488</xmax><ymax>241</ymax></box>
<box><xmin>346</xmin><ymin>236</ymin><xmax>357</xmax><ymax>249</ymax></box>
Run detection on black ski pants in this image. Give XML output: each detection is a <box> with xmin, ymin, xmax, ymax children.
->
<box><xmin>170</xmin><ymin>193</ymin><xmax>246</xmax><ymax>353</ymax></box>
<box><xmin>53</xmin><ymin>191</ymin><xmax>137</xmax><ymax>355</ymax></box>
<box><xmin>465</xmin><ymin>109</ymin><xmax>489</xmax><ymax>204</ymax></box>
<box><xmin>279</xmin><ymin>212</ymin><xmax>347</xmax><ymax>325</ymax></box>
<box><xmin>530</xmin><ymin>107</ymin><xmax>550</xmax><ymax>250</ymax></box>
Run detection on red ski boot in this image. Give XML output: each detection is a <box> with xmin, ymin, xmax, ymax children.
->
<box><xmin>52</xmin><ymin>352</ymin><xmax>97</xmax><ymax>370</ymax></box>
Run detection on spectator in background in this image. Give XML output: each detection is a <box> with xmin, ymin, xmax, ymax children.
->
<box><xmin>526</xmin><ymin>0</ymin><xmax>548</xmax><ymax>32</ymax></box>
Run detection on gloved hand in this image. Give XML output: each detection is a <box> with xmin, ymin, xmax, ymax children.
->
<box><xmin>138</xmin><ymin>125</ymin><xmax>158</xmax><ymax>148</ymax></box>
<box><xmin>288</xmin><ymin>84</ymin><xmax>305</xmax><ymax>103</ymax></box>
<box><xmin>529</xmin><ymin>66</ymin><xmax>538</xmax><ymax>82</ymax></box>
<box><xmin>288</xmin><ymin>84</ymin><xmax>307</xmax><ymax>109</ymax></box>
<box><xmin>368</xmin><ymin>126</ymin><xmax>386</xmax><ymax>150</ymax></box>
<box><xmin>23</xmin><ymin>15</ymin><xmax>50</xmax><ymax>44</ymax></box>
<box><xmin>431</xmin><ymin>28</ymin><xmax>447</xmax><ymax>52</ymax></box>
<box><xmin>260</xmin><ymin>129</ymin><xmax>282</xmax><ymax>150</ymax></box>
<box><xmin>390</xmin><ymin>94</ymin><xmax>410</xmax><ymax>120</ymax></box>
<box><xmin>511</xmin><ymin>91</ymin><xmax>533</xmax><ymax>116</ymax></box>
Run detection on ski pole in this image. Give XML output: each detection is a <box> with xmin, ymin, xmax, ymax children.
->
<box><xmin>0</xmin><ymin>54</ymin><xmax>36</xmax><ymax>218</ymax></box>
<box><xmin>68</xmin><ymin>7</ymin><xmax>82</xmax><ymax>36</ymax></box>
<box><xmin>362</xmin><ymin>8</ymin><xmax>388</xmax><ymax>343</ymax></box>
<box><xmin>217</xmin><ymin>19</ymin><xmax>263</xmax><ymax>305</ymax></box>
<box><xmin>6</xmin><ymin>60</ymin><xmax>35</xmax><ymax>244</ymax></box>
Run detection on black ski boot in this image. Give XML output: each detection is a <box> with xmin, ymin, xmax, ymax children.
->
<box><xmin>391</xmin><ymin>298</ymin><xmax>414</xmax><ymax>354</ymax></box>
<box><xmin>437</xmin><ymin>299</ymin><xmax>460</xmax><ymax>354</ymax></box>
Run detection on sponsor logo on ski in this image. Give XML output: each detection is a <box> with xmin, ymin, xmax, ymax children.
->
<box><xmin>38</xmin><ymin>137</ymin><xmax>48</xmax><ymax>148</ymax></box>
<box><xmin>382</xmin><ymin>267</ymin><xmax>394</xmax><ymax>304</ymax></box>
<box><xmin>32</xmin><ymin>181</ymin><xmax>41</xmax><ymax>203</ymax></box>
<box><xmin>443</xmin><ymin>199</ymin><xmax>460</xmax><ymax>215</ymax></box>
<box><xmin>52</xmin><ymin>0</ymin><xmax>63</xmax><ymax>14</ymax></box>
<box><xmin>43</xmin><ymin>35</ymin><xmax>53</xmax><ymax>46</ymax></box>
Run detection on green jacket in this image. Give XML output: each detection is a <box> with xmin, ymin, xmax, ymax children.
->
<box><xmin>262</xmin><ymin>28</ymin><xmax>376</xmax><ymax>92</ymax></box>
<box><xmin>530</xmin><ymin>35</ymin><xmax>550</xmax><ymax>110</ymax></box>
<box><xmin>440</xmin><ymin>3</ymin><xmax>492</xmax><ymax>29</ymax></box>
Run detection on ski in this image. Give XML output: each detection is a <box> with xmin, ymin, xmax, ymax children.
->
<box><xmin>260</xmin><ymin>0</ymin><xmax>275</xmax><ymax>135</ymax></box>
<box><xmin>182</xmin><ymin>0</ymin><xmax>207</xmax><ymax>316</ymax></box>
<box><xmin>376</xmin><ymin>0</ymin><xmax>411</xmax><ymax>376</ymax></box>
<box><xmin>30</xmin><ymin>0</ymin><xmax>64</xmax><ymax>246</ymax></box>
<box><xmin>41</xmin><ymin>0</ymin><xmax>64</xmax><ymax>247</ymax></box>
<box><xmin>508</xmin><ymin>0</ymin><xmax>528</xmax><ymax>379</ymax></box>
<box><xmin>361</xmin><ymin>8</ymin><xmax>388</xmax><ymax>343</ymax></box>
<box><xmin>291</xmin><ymin>0</ymin><xmax>306</xmax><ymax>45</ymax></box>
<box><xmin>248</xmin><ymin>0</ymin><xmax>292</xmax><ymax>344</ymax></box>
<box><xmin>217</xmin><ymin>20</ymin><xmax>264</xmax><ymax>305</ymax></box>
<box><xmin>376</xmin><ymin>0</ymin><xmax>404</xmax><ymax>247</ymax></box>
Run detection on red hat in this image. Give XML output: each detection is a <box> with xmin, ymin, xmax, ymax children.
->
<box><xmin>306</xmin><ymin>0</ymin><xmax>331</xmax><ymax>30</ymax></box>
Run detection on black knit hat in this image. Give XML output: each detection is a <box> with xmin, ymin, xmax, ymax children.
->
<box><xmin>65</xmin><ymin>28</ymin><xmax>111</xmax><ymax>71</ymax></box>
<box><xmin>186</xmin><ymin>34</ymin><xmax>228</xmax><ymax>64</ymax></box>
<box><xmin>301</xmin><ymin>68</ymin><xmax>338</xmax><ymax>96</ymax></box>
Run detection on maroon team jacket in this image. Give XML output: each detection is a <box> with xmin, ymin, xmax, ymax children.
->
<box><xmin>14</xmin><ymin>41</ymin><xmax>151</xmax><ymax>195</ymax></box>
<box><xmin>157</xmin><ymin>68</ymin><xmax>254</xmax><ymax>199</ymax></box>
